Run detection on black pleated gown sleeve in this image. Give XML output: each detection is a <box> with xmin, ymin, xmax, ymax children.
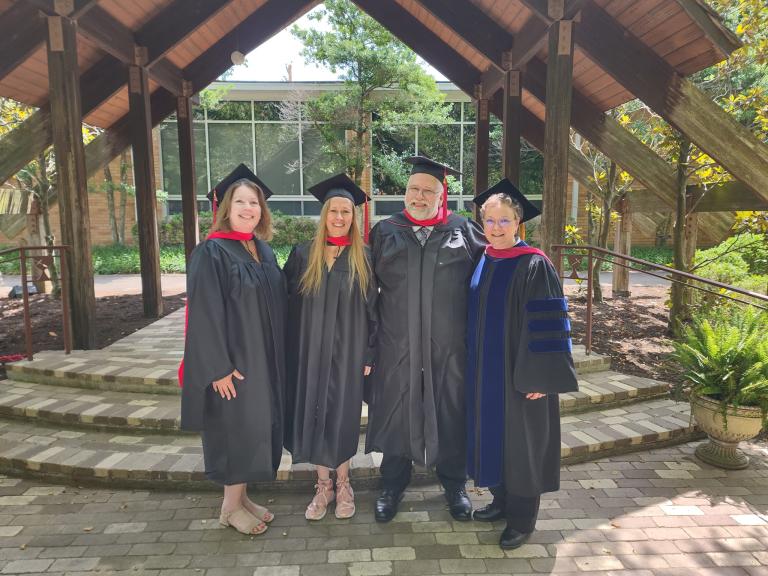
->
<box><xmin>180</xmin><ymin>238</ymin><xmax>287</xmax><ymax>485</ymax></box>
<box><xmin>283</xmin><ymin>242</ymin><xmax>377</xmax><ymax>469</ymax></box>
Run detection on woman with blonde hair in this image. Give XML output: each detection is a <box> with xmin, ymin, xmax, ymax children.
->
<box><xmin>179</xmin><ymin>164</ymin><xmax>286</xmax><ymax>536</ymax></box>
<box><xmin>284</xmin><ymin>173</ymin><xmax>377</xmax><ymax>520</ymax></box>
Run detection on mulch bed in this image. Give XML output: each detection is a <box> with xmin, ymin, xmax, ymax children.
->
<box><xmin>0</xmin><ymin>292</ymin><xmax>186</xmax><ymax>380</ymax></box>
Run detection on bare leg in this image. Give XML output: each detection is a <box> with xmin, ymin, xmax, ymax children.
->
<box><xmin>335</xmin><ymin>460</ymin><xmax>355</xmax><ymax>519</ymax></box>
<box><xmin>305</xmin><ymin>465</ymin><xmax>335</xmax><ymax>521</ymax></box>
<box><xmin>242</xmin><ymin>489</ymin><xmax>274</xmax><ymax>523</ymax></box>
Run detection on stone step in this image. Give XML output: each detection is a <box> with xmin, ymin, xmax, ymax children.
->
<box><xmin>0</xmin><ymin>370</ymin><xmax>668</xmax><ymax>434</ymax></box>
<box><xmin>5</xmin><ymin>344</ymin><xmax>611</xmax><ymax>394</ymax></box>
<box><xmin>0</xmin><ymin>398</ymin><xmax>700</xmax><ymax>490</ymax></box>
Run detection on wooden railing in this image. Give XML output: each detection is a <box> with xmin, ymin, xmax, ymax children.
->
<box><xmin>0</xmin><ymin>245</ymin><xmax>71</xmax><ymax>361</ymax></box>
<box><xmin>551</xmin><ymin>244</ymin><xmax>768</xmax><ymax>355</ymax></box>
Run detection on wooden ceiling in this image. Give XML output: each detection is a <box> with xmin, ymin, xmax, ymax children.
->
<box><xmin>0</xmin><ymin>0</ymin><xmax>739</xmax><ymax>131</ymax></box>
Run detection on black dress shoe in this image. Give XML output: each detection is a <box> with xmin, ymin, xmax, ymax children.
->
<box><xmin>499</xmin><ymin>526</ymin><xmax>532</xmax><ymax>550</ymax></box>
<box><xmin>472</xmin><ymin>501</ymin><xmax>505</xmax><ymax>522</ymax></box>
<box><xmin>374</xmin><ymin>488</ymin><xmax>403</xmax><ymax>523</ymax></box>
<box><xmin>445</xmin><ymin>488</ymin><xmax>472</xmax><ymax>521</ymax></box>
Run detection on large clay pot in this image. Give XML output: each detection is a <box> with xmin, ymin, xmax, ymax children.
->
<box><xmin>691</xmin><ymin>393</ymin><xmax>764</xmax><ymax>470</ymax></box>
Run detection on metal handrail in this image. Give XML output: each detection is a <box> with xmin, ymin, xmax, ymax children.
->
<box><xmin>551</xmin><ymin>244</ymin><xmax>768</xmax><ymax>355</ymax></box>
<box><xmin>1</xmin><ymin>245</ymin><xmax>71</xmax><ymax>360</ymax></box>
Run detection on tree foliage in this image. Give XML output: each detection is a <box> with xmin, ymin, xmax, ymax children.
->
<box><xmin>290</xmin><ymin>0</ymin><xmax>449</xmax><ymax>185</ymax></box>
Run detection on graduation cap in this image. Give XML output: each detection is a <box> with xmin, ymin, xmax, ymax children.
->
<box><xmin>472</xmin><ymin>178</ymin><xmax>541</xmax><ymax>223</ymax></box>
<box><xmin>405</xmin><ymin>155</ymin><xmax>461</xmax><ymax>180</ymax></box>
<box><xmin>308</xmin><ymin>173</ymin><xmax>371</xmax><ymax>243</ymax></box>
<box><xmin>307</xmin><ymin>173</ymin><xmax>369</xmax><ymax>206</ymax></box>
<box><xmin>207</xmin><ymin>164</ymin><xmax>274</xmax><ymax>220</ymax></box>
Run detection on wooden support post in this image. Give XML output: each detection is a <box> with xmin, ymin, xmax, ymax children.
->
<box><xmin>474</xmin><ymin>88</ymin><xmax>490</xmax><ymax>222</ymax></box>
<box><xmin>129</xmin><ymin>63</ymin><xmax>163</xmax><ymax>318</ymax></box>
<box><xmin>502</xmin><ymin>70</ymin><xmax>522</xmax><ymax>185</ymax></box>
<box><xmin>46</xmin><ymin>12</ymin><xmax>96</xmax><ymax>349</ymax></box>
<box><xmin>177</xmin><ymin>87</ymin><xmax>199</xmax><ymax>263</ymax></box>
<box><xmin>611</xmin><ymin>196</ymin><xmax>632</xmax><ymax>298</ymax></box>
<box><xmin>541</xmin><ymin>15</ymin><xmax>575</xmax><ymax>257</ymax></box>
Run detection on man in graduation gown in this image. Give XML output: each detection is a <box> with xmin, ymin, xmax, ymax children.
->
<box><xmin>466</xmin><ymin>179</ymin><xmax>578</xmax><ymax>549</ymax></box>
<box><xmin>366</xmin><ymin>156</ymin><xmax>486</xmax><ymax>522</ymax></box>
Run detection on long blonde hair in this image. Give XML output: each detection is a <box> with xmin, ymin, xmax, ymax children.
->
<box><xmin>210</xmin><ymin>179</ymin><xmax>273</xmax><ymax>241</ymax></box>
<box><xmin>300</xmin><ymin>200</ymin><xmax>370</xmax><ymax>297</ymax></box>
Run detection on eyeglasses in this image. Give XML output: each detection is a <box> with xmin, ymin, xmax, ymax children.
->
<box><xmin>483</xmin><ymin>218</ymin><xmax>515</xmax><ymax>228</ymax></box>
<box><xmin>406</xmin><ymin>186</ymin><xmax>438</xmax><ymax>198</ymax></box>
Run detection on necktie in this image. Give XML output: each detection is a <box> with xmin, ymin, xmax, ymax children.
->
<box><xmin>416</xmin><ymin>226</ymin><xmax>429</xmax><ymax>246</ymax></box>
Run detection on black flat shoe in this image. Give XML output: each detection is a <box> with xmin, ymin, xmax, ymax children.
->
<box><xmin>499</xmin><ymin>526</ymin><xmax>532</xmax><ymax>550</ymax></box>
<box><xmin>472</xmin><ymin>501</ymin><xmax>505</xmax><ymax>522</ymax></box>
<box><xmin>374</xmin><ymin>488</ymin><xmax>403</xmax><ymax>523</ymax></box>
<box><xmin>445</xmin><ymin>488</ymin><xmax>472</xmax><ymax>521</ymax></box>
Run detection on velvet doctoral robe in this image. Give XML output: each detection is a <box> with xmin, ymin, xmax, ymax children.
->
<box><xmin>365</xmin><ymin>211</ymin><xmax>486</xmax><ymax>467</ymax></box>
<box><xmin>283</xmin><ymin>242</ymin><xmax>378</xmax><ymax>468</ymax></box>
<box><xmin>180</xmin><ymin>238</ymin><xmax>287</xmax><ymax>485</ymax></box>
<box><xmin>466</xmin><ymin>248</ymin><xmax>578</xmax><ymax>497</ymax></box>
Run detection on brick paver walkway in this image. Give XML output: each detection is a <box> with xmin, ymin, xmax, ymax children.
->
<box><xmin>1</xmin><ymin>440</ymin><xmax>766</xmax><ymax>575</ymax></box>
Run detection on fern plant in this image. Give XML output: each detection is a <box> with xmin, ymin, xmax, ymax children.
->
<box><xmin>672</xmin><ymin>306</ymin><xmax>768</xmax><ymax>428</ymax></box>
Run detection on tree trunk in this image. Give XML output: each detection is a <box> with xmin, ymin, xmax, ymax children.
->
<box><xmin>669</xmin><ymin>137</ymin><xmax>692</xmax><ymax>333</ymax></box>
<box><xmin>118</xmin><ymin>151</ymin><xmax>129</xmax><ymax>245</ymax></box>
<box><xmin>37</xmin><ymin>151</ymin><xmax>60</xmax><ymax>297</ymax></box>
<box><xmin>103</xmin><ymin>163</ymin><xmax>119</xmax><ymax>245</ymax></box>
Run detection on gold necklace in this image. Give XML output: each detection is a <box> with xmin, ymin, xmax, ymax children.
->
<box><xmin>241</xmin><ymin>240</ymin><xmax>258</xmax><ymax>261</ymax></box>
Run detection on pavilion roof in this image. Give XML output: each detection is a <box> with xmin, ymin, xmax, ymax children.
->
<box><xmin>0</xmin><ymin>0</ymin><xmax>741</xmax><ymax>130</ymax></box>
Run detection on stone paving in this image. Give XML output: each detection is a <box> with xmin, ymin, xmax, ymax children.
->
<box><xmin>0</xmin><ymin>440</ymin><xmax>767</xmax><ymax>575</ymax></box>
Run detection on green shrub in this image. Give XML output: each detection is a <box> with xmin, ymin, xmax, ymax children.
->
<box><xmin>631</xmin><ymin>246</ymin><xmax>673</xmax><ymax>266</ymax></box>
<box><xmin>672</xmin><ymin>305</ymin><xmax>768</xmax><ymax>426</ymax></box>
<box><xmin>271</xmin><ymin>212</ymin><xmax>317</xmax><ymax>248</ymax></box>
<box><xmin>693</xmin><ymin>249</ymin><xmax>750</xmax><ymax>285</ymax></box>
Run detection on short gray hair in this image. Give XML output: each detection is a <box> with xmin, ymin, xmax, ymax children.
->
<box><xmin>480</xmin><ymin>193</ymin><xmax>523</xmax><ymax>222</ymax></box>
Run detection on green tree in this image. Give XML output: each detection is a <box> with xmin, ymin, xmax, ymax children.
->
<box><xmin>290</xmin><ymin>0</ymin><xmax>449</xmax><ymax>187</ymax></box>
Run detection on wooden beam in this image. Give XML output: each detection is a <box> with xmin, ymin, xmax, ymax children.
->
<box><xmin>502</xmin><ymin>70</ymin><xmax>522</xmax><ymax>185</ymax></box>
<box><xmin>474</xmin><ymin>95</ymin><xmax>490</xmax><ymax>196</ymax></box>
<box><xmin>76</xmin><ymin>6</ymin><xmax>184</xmax><ymax>95</ymax></box>
<box><xmin>352</xmin><ymin>0</ymin><xmax>480</xmax><ymax>92</ymax></box>
<box><xmin>129</xmin><ymin>65</ymin><xmax>163</xmax><ymax>318</ymax></box>
<box><xmin>518</xmin><ymin>0</ymin><xmax>585</xmax><ymax>23</ymax></box>
<box><xmin>0</xmin><ymin>3</ymin><xmax>47</xmax><ymax>82</ymax></box>
<box><xmin>415</xmin><ymin>0</ymin><xmax>511</xmax><ymax>68</ymax></box>
<box><xmin>135</xmin><ymin>0</ymin><xmax>233</xmax><ymax>66</ymax></box>
<box><xmin>524</xmin><ymin>57</ymin><xmax>678</xmax><ymax>208</ymax></box>
<box><xmin>675</xmin><ymin>0</ymin><xmax>741</xmax><ymax>59</ymax></box>
<box><xmin>27</xmin><ymin>0</ymin><xmax>98</xmax><ymax>16</ymax></box>
<box><xmin>577</xmin><ymin>2</ymin><xmax>768</xmax><ymax>203</ymax></box>
<box><xmin>611</xmin><ymin>195</ymin><xmax>631</xmax><ymax>297</ymax></box>
<box><xmin>630</xmin><ymin>180</ymin><xmax>768</xmax><ymax>213</ymax></box>
<box><xmin>84</xmin><ymin>0</ymin><xmax>317</xmax><ymax>178</ymax></box>
<box><xmin>0</xmin><ymin>56</ymin><xmax>125</xmax><ymax>188</ymax></box>
<box><xmin>541</xmin><ymin>17</ymin><xmax>575</xmax><ymax>257</ymax></box>
<box><xmin>46</xmin><ymin>14</ymin><xmax>96</xmax><ymax>349</ymax></box>
<box><xmin>177</xmin><ymin>92</ymin><xmax>200</xmax><ymax>262</ymax></box>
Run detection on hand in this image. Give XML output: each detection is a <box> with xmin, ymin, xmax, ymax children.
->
<box><xmin>364</xmin><ymin>365</ymin><xmax>372</xmax><ymax>376</ymax></box>
<box><xmin>212</xmin><ymin>369</ymin><xmax>244</xmax><ymax>400</ymax></box>
<box><xmin>525</xmin><ymin>392</ymin><xmax>546</xmax><ymax>400</ymax></box>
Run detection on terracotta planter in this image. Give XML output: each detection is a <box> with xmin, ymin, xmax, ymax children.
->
<box><xmin>691</xmin><ymin>393</ymin><xmax>764</xmax><ymax>470</ymax></box>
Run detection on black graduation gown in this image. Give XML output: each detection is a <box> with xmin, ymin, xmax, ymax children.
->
<box><xmin>180</xmin><ymin>238</ymin><xmax>287</xmax><ymax>485</ymax></box>
<box><xmin>365</xmin><ymin>211</ymin><xmax>486</xmax><ymax>467</ymax></box>
<box><xmin>283</xmin><ymin>242</ymin><xmax>378</xmax><ymax>469</ymax></box>
<box><xmin>466</xmin><ymin>250</ymin><xmax>578</xmax><ymax>497</ymax></box>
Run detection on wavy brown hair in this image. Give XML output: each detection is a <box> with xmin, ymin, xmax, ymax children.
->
<box><xmin>210</xmin><ymin>179</ymin><xmax>273</xmax><ymax>241</ymax></box>
<box><xmin>300</xmin><ymin>199</ymin><xmax>370</xmax><ymax>298</ymax></box>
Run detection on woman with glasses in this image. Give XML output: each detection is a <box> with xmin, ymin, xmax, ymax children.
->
<box><xmin>466</xmin><ymin>178</ymin><xmax>578</xmax><ymax>550</ymax></box>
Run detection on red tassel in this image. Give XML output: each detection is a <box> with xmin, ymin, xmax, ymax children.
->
<box><xmin>364</xmin><ymin>196</ymin><xmax>370</xmax><ymax>244</ymax></box>
<box><xmin>442</xmin><ymin>169</ymin><xmax>448</xmax><ymax>224</ymax></box>
<box><xmin>212</xmin><ymin>189</ymin><xmax>218</xmax><ymax>224</ymax></box>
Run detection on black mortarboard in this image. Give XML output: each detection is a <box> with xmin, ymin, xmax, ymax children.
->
<box><xmin>472</xmin><ymin>178</ymin><xmax>541</xmax><ymax>223</ymax></box>
<box><xmin>206</xmin><ymin>163</ymin><xmax>274</xmax><ymax>207</ymax></box>
<box><xmin>307</xmin><ymin>173</ymin><xmax>370</xmax><ymax>206</ymax></box>
<box><xmin>405</xmin><ymin>155</ymin><xmax>461</xmax><ymax>181</ymax></box>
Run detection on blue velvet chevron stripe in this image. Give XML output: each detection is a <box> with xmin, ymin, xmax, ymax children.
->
<box><xmin>528</xmin><ymin>338</ymin><xmax>573</xmax><ymax>353</ymax></box>
<box><xmin>526</xmin><ymin>297</ymin><xmax>568</xmax><ymax>313</ymax></box>
<box><xmin>528</xmin><ymin>318</ymin><xmax>571</xmax><ymax>333</ymax></box>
